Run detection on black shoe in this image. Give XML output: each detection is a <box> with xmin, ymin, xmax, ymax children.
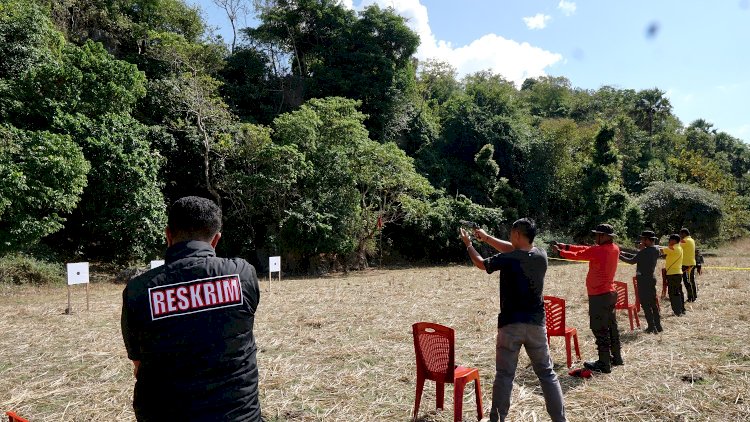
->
<box><xmin>611</xmin><ymin>356</ymin><xmax>624</xmax><ymax>366</ymax></box>
<box><xmin>656</xmin><ymin>325</ymin><xmax>664</xmax><ymax>333</ymax></box>
<box><xmin>584</xmin><ymin>360</ymin><xmax>612</xmax><ymax>373</ymax></box>
<box><xmin>645</xmin><ymin>327</ymin><xmax>656</xmax><ymax>334</ymax></box>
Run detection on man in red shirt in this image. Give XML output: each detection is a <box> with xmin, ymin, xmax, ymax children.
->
<box><xmin>552</xmin><ymin>224</ymin><xmax>621</xmax><ymax>373</ymax></box>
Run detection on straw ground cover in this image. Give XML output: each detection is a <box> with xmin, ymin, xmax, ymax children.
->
<box><xmin>1</xmin><ymin>242</ymin><xmax>749</xmax><ymax>421</ymax></box>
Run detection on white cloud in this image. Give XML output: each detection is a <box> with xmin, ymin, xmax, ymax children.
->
<box><xmin>523</xmin><ymin>13</ymin><xmax>551</xmax><ymax>30</ymax></box>
<box><xmin>557</xmin><ymin>0</ymin><xmax>577</xmax><ymax>16</ymax></box>
<box><xmin>338</xmin><ymin>0</ymin><xmax>355</xmax><ymax>10</ymax></box>
<box><xmin>352</xmin><ymin>0</ymin><xmax>562</xmax><ymax>85</ymax></box>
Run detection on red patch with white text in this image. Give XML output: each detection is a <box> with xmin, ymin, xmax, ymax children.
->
<box><xmin>149</xmin><ymin>274</ymin><xmax>243</xmax><ymax>320</ymax></box>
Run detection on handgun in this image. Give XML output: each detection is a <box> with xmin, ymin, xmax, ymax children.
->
<box><xmin>459</xmin><ymin>220</ymin><xmax>480</xmax><ymax>229</ymax></box>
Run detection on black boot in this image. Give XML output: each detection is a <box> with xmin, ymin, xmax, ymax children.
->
<box><xmin>611</xmin><ymin>349</ymin><xmax>624</xmax><ymax>366</ymax></box>
<box><xmin>584</xmin><ymin>351</ymin><xmax>612</xmax><ymax>373</ymax></box>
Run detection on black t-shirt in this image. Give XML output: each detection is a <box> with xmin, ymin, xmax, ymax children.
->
<box><xmin>483</xmin><ymin>247</ymin><xmax>547</xmax><ymax>328</ymax></box>
<box><xmin>121</xmin><ymin>240</ymin><xmax>261</xmax><ymax>422</ymax></box>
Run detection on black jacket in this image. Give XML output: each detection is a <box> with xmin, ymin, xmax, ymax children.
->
<box><xmin>121</xmin><ymin>240</ymin><xmax>261</xmax><ymax>421</ymax></box>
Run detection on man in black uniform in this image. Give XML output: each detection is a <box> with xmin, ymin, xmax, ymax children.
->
<box><xmin>121</xmin><ymin>196</ymin><xmax>261</xmax><ymax>421</ymax></box>
<box><xmin>619</xmin><ymin>230</ymin><xmax>662</xmax><ymax>334</ymax></box>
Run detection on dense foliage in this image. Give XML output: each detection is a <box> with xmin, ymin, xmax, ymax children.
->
<box><xmin>1</xmin><ymin>0</ymin><xmax>749</xmax><ymax>271</ymax></box>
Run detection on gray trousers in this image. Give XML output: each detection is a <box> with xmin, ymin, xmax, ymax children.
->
<box><xmin>490</xmin><ymin>323</ymin><xmax>567</xmax><ymax>422</ymax></box>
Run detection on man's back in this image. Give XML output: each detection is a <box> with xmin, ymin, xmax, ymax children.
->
<box><xmin>663</xmin><ymin>244</ymin><xmax>684</xmax><ymax>276</ymax></box>
<box><xmin>484</xmin><ymin>247</ymin><xmax>547</xmax><ymax>327</ymax></box>
<box><xmin>681</xmin><ymin>236</ymin><xmax>696</xmax><ymax>265</ymax></box>
<box><xmin>559</xmin><ymin>243</ymin><xmax>619</xmax><ymax>295</ymax></box>
<box><xmin>121</xmin><ymin>240</ymin><xmax>261</xmax><ymax>421</ymax></box>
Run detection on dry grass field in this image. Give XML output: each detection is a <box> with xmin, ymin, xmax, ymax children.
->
<box><xmin>2</xmin><ymin>241</ymin><xmax>750</xmax><ymax>421</ymax></box>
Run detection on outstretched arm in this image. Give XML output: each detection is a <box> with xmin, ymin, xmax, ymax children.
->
<box><xmin>473</xmin><ymin>229</ymin><xmax>514</xmax><ymax>253</ymax></box>
<box><xmin>460</xmin><ymin>228</ymin><xmax>486</xmax><ymax>270</ymax></box>
<box><xmin>553</xmin><ymin>243</ymin><xmax>594</xmax><ymax>261</ymax></box>
<box><xmin>619</xmin><ymin>251</ymin><xmax>638</xmax><ymax>264</ymax></box>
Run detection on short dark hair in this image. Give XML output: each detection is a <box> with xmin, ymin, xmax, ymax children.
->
<box><xmin>512</xmin><ymin>218</ymin><xmax>537</xmax><ymax>242</ymax></box>
<box><xmin>680</xmin><ymin>227</ymin><xmax>690</xmax><ymax>236</ymax></box>
<box><xmin>168</xmin><ymin>196</ymin><xmax>222</xmax><ymax>242</ymax></box>
<box><xmin>669</xmin><ymin>234</ymin><xmax>681</xmax><ymax>243</ymax></box>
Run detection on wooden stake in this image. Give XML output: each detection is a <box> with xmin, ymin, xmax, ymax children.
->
<box><xmin>67</xmin><ymin>285</ymin><xmax>72</xmax><ymax>314</ymax></box>
<box><xmin>85</xmin><ymin>283</ymin><xmax>90</xmax><ymax>311</ymax></box>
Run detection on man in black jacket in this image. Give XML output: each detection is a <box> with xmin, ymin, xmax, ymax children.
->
<box><xmin>121</xmin><ymin>196</ymin><xmax>261</xmax><ymax>421</ymax></box>
<box><xmin>619</xmin><ymin>230</ymin><xmax>662</xmax><ymax>334</ymax></box>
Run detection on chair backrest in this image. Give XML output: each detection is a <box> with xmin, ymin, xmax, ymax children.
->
<box><xmin>412</xmin><ymin>322</ymin><xmax>455</xmax><ymax>383</ymax></box>
<box><xmin>543</xmin><ymin>295</ymin><xmax>566</xmax><ymax>336</ymax></box>
<box><xmin>631</xmin><ymin>277</ymin><xmax>640</xmax><ymax>308</ymax></box>
<box><xmin>6</xmin><ymin>412</ymin><xmax>30</xmax><ymax>422</ymax></box>
<box><xmin>614</xmin><ymin>281</ymin><xmax>630</xmax><ymax>308</ymax></box>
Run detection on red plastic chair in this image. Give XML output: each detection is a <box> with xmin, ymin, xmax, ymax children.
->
<box><xmin>543</xmin><ymin>296</ymin><xmax>581</xmax><ymax>368</ymax></box>
<box><xmin>6</xmin><ymin>412</ymin><xmax>30</xmax><ymax>422</ymax></box>
<box><xmin>632</xmin><ymin>277</ymin><xmax>659</xmax><ymax>314</ymax></box>
<box><xmin>412</xmin><ymin>322</ymin><xmax>483</xmax><ymax>422</ymax></box>
<box><xmin>614</xmin><ymin>281</ymin><xmax>640</xmax><ymax>330</ymax></box>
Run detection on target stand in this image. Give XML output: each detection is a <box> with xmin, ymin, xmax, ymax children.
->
<box><xmin>66</xmin><ymin>262</ymin><xmax>90</xmax><ymax>314</ymax></box>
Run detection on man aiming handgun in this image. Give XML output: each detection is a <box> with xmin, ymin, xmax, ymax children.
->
<box><xmin>552</xmin><ymin>223</ymin><xmax>622</xmax><ymax>373</ymax></box>
<box><xmin>460</xmin><ymin>218</ymin><xmax>566</xmax><ymax>422</ymax></box>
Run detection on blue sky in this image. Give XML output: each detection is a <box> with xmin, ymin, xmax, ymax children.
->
<box><xmin>189</xmin><ymin>0</ymin><xmax>750</xmax><ymax>141</ymax></box>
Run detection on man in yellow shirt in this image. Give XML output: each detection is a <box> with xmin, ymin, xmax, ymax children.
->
<box><xmin>660</xmin><ymin>234</ymin><xmax>685</xmax><ymax>316</ymax></box>
<box><xmin>680</xmin><ymin>228</ymin><xmax>697</xmax><ymax>302</ymax></box>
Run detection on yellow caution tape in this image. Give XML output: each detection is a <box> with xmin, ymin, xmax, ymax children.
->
<box><xmin>701</xmin><ymin>266</ymin><xmax>750</xmax><ymax>271</ymax></box>
<box><xmin>548</xmin><ymin>257</ymin><xmax>750</xmax><ymax>271</ymax></box>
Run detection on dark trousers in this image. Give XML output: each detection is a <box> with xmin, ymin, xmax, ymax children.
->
<box><xmin>588</xmin><ymin>292</ymin><xmax>620</xmax><ymax>355</ymax></box>
<box><xmin>682</xmin><ymin>265</ymin><xmax>697</xmax><ymax>301</ymax></box>
<box><xmin>666</xmin><ymin>274</ymin><xmax>685</xmax><ymax>315</ymax></box>
<box><xmin>636</xmin><ymin>276</ymin><xmax>661</xmax><ymax>330</ymax></box>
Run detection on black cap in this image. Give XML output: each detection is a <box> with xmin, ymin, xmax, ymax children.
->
<box><xmin>591</xmin><ymin>223</ymin><xmax>617</xmax><ymax>237</ymax></box>
<box><xmin>639</xmin><ymin>230</ymin><xmax>658</xmax><ymax>240</ymax></box>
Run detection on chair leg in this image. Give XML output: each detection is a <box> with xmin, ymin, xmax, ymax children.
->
<box><xmin>474</xmin><ymin>377</ymin><xmax>483</xmax><ymax>421</ymax></box>
<box><xmin>454</xmin><ymin>379</ymin><xmax>466</xmax><ymax>422</ymax></box>
<box><xmin>573</xmin><ymin>332</ymin><xmax>581</xmax><ymax>361</ymax></box>
<box><xmin>413</xmin><ymin>375</ymin><xmax>425</xmax><ymax>420</ymax></box>
<box><xmin>436</xmin><ymin>381</ymin><xmax>445</xmax><ymax>410</ymax></box>
<box><xmin>564</xmin><ymin>334</ymin><xmax>572</xmax><ymax>368</ymax></box>
<box><xmin>628</xmin><ymin>309</ymin><xmax>634</xmax><ymax>331</ymax></box>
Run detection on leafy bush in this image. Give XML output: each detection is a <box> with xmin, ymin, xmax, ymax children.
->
<box><xmin>637</xmin><ymin>181</ymin><xmax>723</xmax><ymax>241</ymax></box>
<box><xmin>53</xmin><ymin>114</ymin><xmax>168</xmax><ymax>262</ymax></box>
<box><xmin>0</xmin><ymin>254</ymin><xmax>65</xmax><ymax>285</ymax></box>
<box><xmin>392</xmin><ymin>194</ymin><xmax>504</xmax><ymax>262</ymax></box>
<box><xmin>0</xmin><ymin>125</ymin><xmax>89</xmax><ymax>253</ymax></box>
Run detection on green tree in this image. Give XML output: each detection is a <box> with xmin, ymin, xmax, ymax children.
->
<box><xmin>0</xmin><ymin>0</ymin><xmax>64</xmax><ymax>79</ymax></box>
<box><xmin>631</xmin><ymin>88</ymin><xmax>671</xmax><ymax>135</ymax></box>
<box><xmin>520</xmin><ymin>76</ymin><xmax>572</xmax><ymax>118</ymax></box>
<box><xmin>637</xmin><ymin>182</ymin><xmax>723</xmax><ymax>242</ymax></box>
<box><xmin>53</xmin><ymin>114</ymin><xmax>167</xmax><ymax>261</ymax></box>
<box><xmin>0</xmin><ymin>125</ymin><xmax>89</xmax><ymax>253</ymax></box>
<box><xmin>268</xmin><ymin>97</ymin><xmax>433</xmax><ymax>270</ymax></box>
<box><xmin>575</xmin><ymin>125</ymin><xmax>641</xmax><ymax>239</ymax></box>
<box><xmin>6</xmin><ymin>40</ymin><xmax>146</xmax><ymax>130</ymax></box>
<box><xmin>245</xmin><ymin>0</ymin><xmax>419</xmax><ymax>139</ymax></box>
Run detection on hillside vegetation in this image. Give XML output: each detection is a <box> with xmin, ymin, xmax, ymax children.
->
<box><xmin>1</xmin><ymin>0</ymin><xmax>749</xmax><ymax>273</ymax></box>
